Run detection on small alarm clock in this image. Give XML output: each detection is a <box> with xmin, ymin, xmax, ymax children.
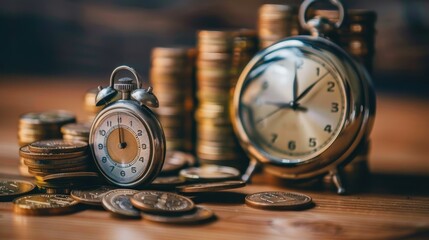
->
<box><xmin>232</xmin><ymin>0</ymin><xmax>375</xmax><ymax>194</ymax></box>
<box><xmin>89</xmin><ymin>66</ymin><xmax>166</xmax><ymax>187</ymax></box>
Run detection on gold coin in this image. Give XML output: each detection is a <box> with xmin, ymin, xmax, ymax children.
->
<box><xmin>42</xmin><ymin>188</ymin><xmax>71</xmax><ymax>194</ymax></box>
<box><xmin>131</xmin><ymin>191</ymin><xmax>195</xmax><ymax>214</ymax></box>
<box><xmin>71</xmin><ymin>186</ymin><xmax>116</xmax><ymax>206</ymax></box>
<box><xmin>28</xmin><ymin>139</ymin><xmax>88</xmax><ymax>154</ymax></box>
<box><xmin>142</xmin><ymin>206</ymin><xmax>214</xmax><ymax>224</ymax></box>
<box><xmin>101</xmin><ymin>189</ymin><xmax>140</xmax><ymax>218</ymax></box>
<box><xmin>179</xmin><ymin>165</ymin><xmax>240</xmax><ymax>182</ymax></box>
<box><xmin>19</xmin><ymin>111</ymin><xmax>76</xmax><ymax>126</ymax></box>
<box><xmin>23</xmin><ymin>155</ymin><xmax>89</xmax><ymax>168</ymax></box>
<box><xmin>27</xmin><ymin>166</ymin><xmax>89</xmax><ymax>177</ymax></box>
<box><xmin>61</xmin><ymin>122</ymin><xmax>90</xmax><ymax>137</ymax></box>
<box><xmin>176</xmin><ymin>180</ymin><xmax>246</xmax><ymax>194</ymax></box>
<box><xmin>150</xmin><ymin>176</ymin><xmax>186</xmax><ymax>189</ymax></box>
<box><xmin>13</xmin><ymin>194</ymin><xmax>79</xmax><ymax>215</ymax></box>
<box><xmin>19</xmin><ymin>145</ymin><xmax>87</xmax><ymax>160</ymax></box>
<box><xmin>0</xmin><ymin>180</ymin><xmax>35</xmax><ymax>201</ymax></box>
<box><xmin>41</xmin><ymin>172</ymin><xmax>99</xmax><ymax>182</ymax></box>
<box><xmin>245</xmin><ymin>191</ymin><xmax>313</xmax><ymax>210</ymax></box>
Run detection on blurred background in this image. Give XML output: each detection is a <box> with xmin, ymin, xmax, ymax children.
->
<box><xmin>0</xmin><ymin>0</ymin><xmax>428</xmax><ymax>178</ymax></box>
<box><xmin>0</xmin><ymin>0</ymin><xmax>428</xmax><ymax>97</ymax></box>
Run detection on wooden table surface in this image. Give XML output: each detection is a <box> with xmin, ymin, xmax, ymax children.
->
<box><xmin>0</xmin><ymin>77</ymin><xmax>428</xmax><ymax>240</ymax></box>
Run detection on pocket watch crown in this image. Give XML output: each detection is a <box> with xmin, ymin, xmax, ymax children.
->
<box><xmin>114</xmin><ymin>77</ymin><xmax>137</xmax><ymax>92</ymax></box>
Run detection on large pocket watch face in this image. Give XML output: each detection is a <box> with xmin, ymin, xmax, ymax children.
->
<box><xmin>91</xmin><ymin>107</ymin><xmax>153</xmax><ymax>185</ymax></box>
<box><xmin>237</xmin><ymin>44</ymin><xmax>348</xmax><ymax>164</ymax></box>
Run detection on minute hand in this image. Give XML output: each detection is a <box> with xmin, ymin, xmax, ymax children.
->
<box><xmin>294</xmin><ymin>72</ymin><xmax>329</xmax><ymax>104</ymax></box>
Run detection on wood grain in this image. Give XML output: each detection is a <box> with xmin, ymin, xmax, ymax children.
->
<box><xmin>0</xmin><ymin>76</ymin><xmax>428</xmax><ymax>240</ymax></box>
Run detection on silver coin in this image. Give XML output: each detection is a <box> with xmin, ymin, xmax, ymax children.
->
<box><xmin>176</xmin><ymin>180</ymin><xmax>246</xmax><ymax>193</ymax></box>
<box><xmin>71</xmin><ymin>186</ymin><xmax>116</xmax><ymax>205</ymax></box>
<box><xmin>180</xmin><ymin>165</ymin><xmax>240</xmax><ymax>182</ymax></box>
<box><xmin>102</xmin><ymin>189</ymin><xmax>140</xmax><ymax>217</ymax></box>
<box><xmin>131</xmin><ymin>191</ymin><xmax>194</xmax><ymax>214</ymax></box>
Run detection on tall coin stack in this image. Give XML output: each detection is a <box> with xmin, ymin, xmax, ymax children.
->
<box><xmin>313</xmin><ymin>10</ymin><xmax>377</xmax><ymax>73</ymax></box>
<box><xmin>339</xmin><ymin>10</ymin><xmax>377</xmax><ymax>74</ymax></box>
<box><xmin>196</xmin><ymin>30</ymin><xmax>245</xmax><ymax>171</ymax></box>
<box><xmin>258</xmin><ymin>4</ymin><xmax>299</xmax><ymax>49</ymax></box>
<box><xmin>19</xmin><ymin>139</ymin><xmax>95</xmax><ymax>193</ymax></box>
<box><xmin>232</xmin><ymin>29</ymin><xmax>259</xmax><ymax>86</ymax></box>
<box><xmin>18</xmin><ymin>111</ymin><xmax>76</xmax><ymax>176</ymax></box>
<box><xmin>150</xmin><ymin>47</ymin><xmax>195</xmax><ymax>152</ymax></box>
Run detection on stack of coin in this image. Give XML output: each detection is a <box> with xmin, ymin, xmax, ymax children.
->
<box><xmin>231</xmin><ymin>29</ymin><xmax>259</xmax><ymax>86</ymax></box>
<box><xmin>18</xmin><ymin>111</ymin><xmax>76</xmax><ymax>177</ymax></box>
<box><xmin>196</xmin><ymin>30</ymin><xmax>247</xmax><ymax>170</ymax></box>
<box><xmin>18</xmin><ymin>111</ymin><xmax>76</xmax><ymax>146</ymax></box>
<box><xmin>61</xmin><ymin>122</ymin><xmax>91</xmax><ymax>143</ymax></box>
<box><xmin>312</xmin><ymin>9</ymin><xmax>377</xmax><ymax>73</ymax></box>
<box><xmin>84</xmin><ymin>88</ymin><xmax>103</xmax><ymax>123</ymax></box>
<box><xmin>258</xmin><ymin>4</ymin><xmax>300</xmax><ymax>49</ymax></box>
<box><xmin>150</xmin><ymin>47</ymin><xmax>195</xmax><ymax>151</ymax></box>
<box><xmin>19</xmin><ymin>139</ymin><xmax>95</xmax><ymax>193</ymax></box>
<box><xmin>339</xmin><ymin>10</ymin><xmax>377</xmax><ymax>74</ymax></box>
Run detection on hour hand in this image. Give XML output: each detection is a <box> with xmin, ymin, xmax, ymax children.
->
<box><xmin>263</xmin><ymin>101</ymin><xmax>308</xmax><ymax>111</ymax></box>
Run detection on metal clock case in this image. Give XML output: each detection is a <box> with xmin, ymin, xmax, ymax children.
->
<box><xmin>232</xmin><ymin>36</ymin><xmax>375</xmax><ymax>194</ymax></box>
<box><xmin>89</xmin><ymin>66</ymin><xmax>166</xmax><ymax>188</ymax></box>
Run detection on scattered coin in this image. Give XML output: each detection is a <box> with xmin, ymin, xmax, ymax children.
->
<box><xmin>29</xmin><ymin>139</ymin><xmax>88</xmax><ymax>154</ymax></box>
<box><xmin>102</xmin><ymin>189</ymin><xmax>140</xmax><ymax>218</ymax></box>
<box><xmin>71</xmin><ymin>186</ymin><xmax>116</xmax><ymax>206</ymax></box>
<box><xmin>245</xmin><ymin>191</ymin><xmax>313</xmax><ymax>210</ymax></box>
<box><xmin>0</xmin><ymin>180</ymin><xmax>36</xmax><ymax>201</ymax></box>
<box><xmin>142</xmin><ymin>206</ymin><xmax>215</xmax><ymax>224</ymax></box>
<box><xmin>131</xmin><ymin>191</ymin><xmax>195</xmax><ymax>214</ymax></box>
<box><xmin>150</xmin><ymin>176</ymin><xmax>186</xmax><ymax>189</ymax></box>
<box><xmin>13</xmin><ymin>194</ymin><xmax>79</xmax><ymax>215</ymax></box>
<box><xmin>180</xmin><ymin>165</ymin><xmax>240</xmax><ymax>182</ymax></box>
<box><xmin>176</xmin><ymin>180</ymin><xmax>246</xmax><ymax>194</ymax></box>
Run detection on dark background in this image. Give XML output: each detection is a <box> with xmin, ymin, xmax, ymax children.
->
<box><xmin>1</xmin><ymin>0</ymin><xmax>428</xmax><ymax>97</ymax></box>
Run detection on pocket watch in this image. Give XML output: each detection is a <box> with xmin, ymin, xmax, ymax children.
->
<box><xmin>231</xmin><ymin>0</ymin><xmax>375</xmax><ymax>194</ymax></box>
<box><xmin>89</xmin><ymin>65</ymin><xmax>166</xmax><ymax>187</ymax></box>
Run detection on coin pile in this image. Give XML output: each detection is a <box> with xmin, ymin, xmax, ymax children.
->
<box><xmin>312</xmin><ymin>9</ymin><xmax>377</xmax><ymax>73</ymax></box>
<box><xmin>18</xmin><ymin>111</ymin><xmax>76</xmax><ymax>176</ymax></box>
<box><xmin>231</xmin><ymin>29</ymin><xmax>259</xmax><ymax>86</ymax></box>
<box><xmin>258</xmin><ymin>4</ymin><xmax>300</xmax><ymax>49</ymax></box>
<box><xmin>196</xmin><ymin>30</ymin><xmax>247</xmax><ymax>170</ymax></box>
<box><xmin>150</xmin><ymin>47</ymin><xmax>195</xmax><ymax>151</ymax></box>
<box><xmin>19</xmin><ymin>139</ymin><xmax>96</xmax><ymax>193</ymax></box>
<box><xmin>61</xmin><ymin>122</ymin><xmax>91</xmax><ymax>143</ymax></box>
<box><xmin>84</xmin><ymin>88</ymin><xmax>103</xmax><ymax>122</ymax></box>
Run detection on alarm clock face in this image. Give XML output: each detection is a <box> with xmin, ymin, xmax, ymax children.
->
<box><xmin>91</xmin><ymin>106</ymin><xmax>153</xmax><ymax>185</ymax></box>
<box><xmin>237</xmin><ymin>45</ymin><xmax>347</xmax><ymax>164</ymax></box>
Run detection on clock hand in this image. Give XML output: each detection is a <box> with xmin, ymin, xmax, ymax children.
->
<box><xmin>263</xmin><ymin>101</ymin><xmax>308</xmax><ymax>111</ymax></box>
<box><xmin>293</xmin><ymin>71</ymin><xmax>329</xmax><ymax>104</ymax></box>
<box><xmin>117</xmin><ymin>114</ymin><xmax>126</xmax><ymax>149</ymax></box>
<box><xmin>292</xmin><ymin>63</ymin><xmax>298</xmax><ymax>103</ymax></box>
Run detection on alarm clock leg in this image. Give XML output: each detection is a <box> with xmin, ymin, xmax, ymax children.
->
<box><xmin>330</xmin><ymin>168</ymin><xmax>346</xmax><ymax>195</ymax></box>
<box><xmin>241</xmin><ymin>158</ymin><xmax>260</xmax><ymax>183</ymax></box>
